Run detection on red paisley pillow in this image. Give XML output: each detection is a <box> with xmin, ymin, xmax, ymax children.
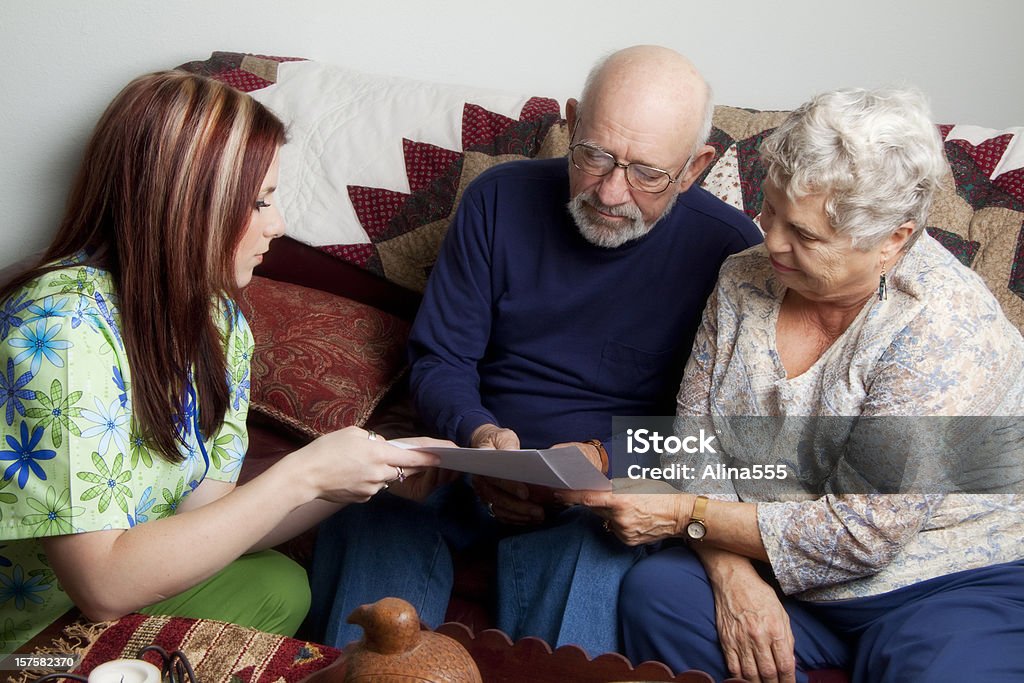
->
<box><xmin>237</xmin><ymin>276</ymin><xmax>410</xmax><ymax>438</ymax></box>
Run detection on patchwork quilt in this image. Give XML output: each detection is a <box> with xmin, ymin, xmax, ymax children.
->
<box><xmin>178</xmin><ymin>52</ymin><xmax>1024</xmax><ymax>333</ymax></box>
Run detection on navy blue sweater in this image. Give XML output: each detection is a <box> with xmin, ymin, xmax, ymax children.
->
<box><xmin>409</xmin><ymin>158</ymin><xmax>762</xmax><ymax>449</ymax></box>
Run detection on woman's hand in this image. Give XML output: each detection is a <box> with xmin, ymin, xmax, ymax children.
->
<box><xmin>43</xmin><ymin>427</ymin><xmax>439</xmax><ymax>624</ymax></box>
<box><xmin>302</xmin><ymin>427</ymin><xmax>440</xmax><ymax>505</ymax></box>
<box><xmin>555</xmin><ymin>489</ymin><xmax>691</xmax><ymax>546</ymax></box>
<box><xmin>701</xmin><ymin>550</ymin><xmax>796</xmax><ymax>683</ymax></box>
<box><xmin>385</xmin><ymin>436</ymin><xmax>460</xmax><ymax>502</ymax></box>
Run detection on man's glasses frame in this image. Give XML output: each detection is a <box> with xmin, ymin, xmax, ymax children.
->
<box><xmin>567</xmin><ymin>128</ymin><xmax>690</xmax><ymax>194</ymax></box>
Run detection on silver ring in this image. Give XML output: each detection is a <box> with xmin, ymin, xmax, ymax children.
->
<box><xmin>486</xmin><ymin>501</ymin><xmax>496</xmax><ymax>518</ymax></box>
<box><xmin>603</xmin><ymin>520</ymin><xmax>611</xmax><ymax>532</ymax></box>
<box><xmin>367</xmin><ymin>430</ymin><xmax>379</xmax><ymax>441</ymax></box>
<box><xmin>395</xmin><ymin>466</ymin><xmax>406</xmax><ymax>482</ymax></box>
<box><xmin>380</xmin><ymin>481</ymin><xmax>389</xmax><ymax>490</ymax></box>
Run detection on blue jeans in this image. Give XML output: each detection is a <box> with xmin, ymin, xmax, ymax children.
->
<box><xmin>497</xmin><ymin>504</ymin><xmax>648</xmax><ymax>655</ymax></box>
<box><xmin>308</xmin><ymin>477</ymin><xmax>645</xmax><ymax>656</ymax></box>
<box><xmin>306</xmin><ymin>484</ymin><xmax>462</xmax><ymax>649</ymax></box>
<box><xmin>620</xmin><ymin>546</ymin><xmax>1024</xmax><ymax>683</ymax></box>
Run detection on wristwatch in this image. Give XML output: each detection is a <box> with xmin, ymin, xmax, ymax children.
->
<box><xmin>685</xmin><ymin>495</ymin><xmax>709</xmax><ymax>542</ymax></box>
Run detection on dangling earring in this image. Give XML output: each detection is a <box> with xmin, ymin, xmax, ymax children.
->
<box><xmin>878</xmin><ymin>265</ymin><xmax>887</xmax><ymax>301</ymax></box>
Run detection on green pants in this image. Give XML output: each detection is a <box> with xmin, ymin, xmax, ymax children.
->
<box><xmin>139</xmin><ymin>550</ymin><xmax>311</xmax><ymax>637</ymax></box>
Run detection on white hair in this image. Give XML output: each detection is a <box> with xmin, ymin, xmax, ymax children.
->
<box><xmin>760</xmin><ymin>87</ymin><xmax>948</xmax><ymax>250</ymax></box>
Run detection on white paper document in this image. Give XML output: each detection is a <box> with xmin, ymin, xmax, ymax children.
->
<box><xmin>392</xmin><ymin>442</ymin><xmax>612</xmax><ymax>491</ymax></box>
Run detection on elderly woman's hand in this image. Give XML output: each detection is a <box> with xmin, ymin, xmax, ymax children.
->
<box><xmin>700</xmin><ymin>549</ymin><xmax>796</xmax><ymax>683</ymax></box>
<box><xmin>555</xmin><ymin>488</ymin><xmax>692</xmax><ymax>546</ymax></box>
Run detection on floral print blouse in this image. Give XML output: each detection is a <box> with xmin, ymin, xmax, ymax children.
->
<box><xmin>0</xmin><ymin>260</ymin><xmax>252</xmax><ymax>650</ymax></box>
<box><xmin>674</xmin><ymin>233</ymin><xmax>1024</xmax><ymax>601</ymax></box>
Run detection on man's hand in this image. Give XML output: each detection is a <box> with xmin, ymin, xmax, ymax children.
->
<box><xmin>550</xmin><ymin>440</ymin><xmax>606</xmax><ymax>472</ymax></box>
<box><xmin>470</xmin><ymin>423</ymin><xmax>520</xmax><ymax>450</ymax></box>
<box><xmin>472</xmin><ymin>475</ymin><xmax>546</xmax><ymax>524</ymax></box>
<box><xmin>468</xmin><ymin>424</ymin><xmax>545</xmax><ymax>524</ymax></box>
<box><xmin>700</xmin><ymin>550</ymin><xmax>796</xmax><ymax>683</ymax></box>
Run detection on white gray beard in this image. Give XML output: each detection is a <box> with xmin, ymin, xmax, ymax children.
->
<box><xmin>567</xmin><ymin>190</ymin><xmax>677</xmax><ymax>248</ymax></box>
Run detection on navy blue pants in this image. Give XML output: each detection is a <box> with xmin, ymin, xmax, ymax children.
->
<box><xmin>620</xmin><ymin>546</ymin><xmax>1024</xmax><ymax>682</ymax></box>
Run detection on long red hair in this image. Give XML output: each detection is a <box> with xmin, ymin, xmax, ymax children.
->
<box><xmin>1</xmin><ymin>71</ymin><xmax>286</xmax><ymax>462</ymax></box>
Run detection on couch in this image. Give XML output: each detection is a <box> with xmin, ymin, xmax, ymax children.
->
<box><xmin>9</xmin><ymin>50</ymin><xmax>1023</xmax><ymax>683</ymax></box>
<box><xmin>184</xmin><ymin>52</ymin><xmax>1024</xmax><ymax>472</ymax></box>
<box><xmin>181</xmin><ymin>51</ymin><xmax>1024</xmax><ymax>683</ymax></box>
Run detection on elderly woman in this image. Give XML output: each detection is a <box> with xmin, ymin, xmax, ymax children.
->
<box><xmin>560</xmin><ymin>88</ymin><xmax>1024</xmax><ymax>683</ymax></box>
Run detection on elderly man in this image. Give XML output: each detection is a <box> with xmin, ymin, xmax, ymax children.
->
<box><xmin>308</xmin><ymin>45</ymin><xmax>762</xmax><ymax>655</ymax></box>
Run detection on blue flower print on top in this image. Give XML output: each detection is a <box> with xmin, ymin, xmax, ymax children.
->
<box><xmin>0</xmin><ymin>422</ymin><xmax>57</xmax><ymax>488</ymax></box>
<box><xmin>179</xmin><ymin>441</ymin><xmax>204</xmax><ymax>490</ymax></box>
<box><xmin>0</xmin><ymin>263</ymin><xmax>261</xmax><ymax>649</ymax></box>
<box><xmin>233</xmin><ymin>368</ymin><xmax>250</xmax><ymax>411</ymax></box>
<box><xmin>0</xmin><ymin>358</ymin><xmax>34</xmax><ymax>426</ymax></box>
<box><xmin>221</xmin><ymin>434</ymin><xmax>244</xmax><ymax>475</ymax></box>
<box><xmin>68</xmin><ymin>297</ymin><xmax>100</xmax><ymax>332</ymax></box>
<box><xmin>92</xmin><ymin>293</ymin><xmax>122</xmax><ymax>349</ymax></box>
<box><xmin>0</xmin><ymin>293</ymin><xmax>32</xmax><ymax>339</ymax></box>
<box><xmin>128</xmin><ymin>486</ymin><xmax>156</xmax><ymax>527</ymax></box>
<box><xmin>112</xmin><ymin>366</ymin><xmax>128</xmax><ymax>409</ymax></box>
<box><xmin>8</xmin><ymin>320</ymin><xmax>71</xmax><ymax>376</ymax></box>
<box><xmin>222</xmin><ymin>298</ymin><xmax>244</xmax><ymax>330</ymax></box>
<box><xmin>26</xmin><ymin>296</ymin><xmax>70</xmax><ymax>323</ymax></box>
<box><xmin>79</xmin><ymin>396</ymin><xmax>129</xmax><ymax>457</ymax></box>
<box><xmin>0</xmin><ymin>565</ymin><xmax>49</xmax><ymax>610</ymax></box>
<box><xmin>172</xmin><ymin>384</ymin><xmax>197</xmax><ymax>443</ymax></box>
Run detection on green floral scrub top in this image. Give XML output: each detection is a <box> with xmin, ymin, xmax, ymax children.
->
<box><xmin>0</xmin><ymin>259</ymin><xmax>252</xmax><ymax>650</ymax></box>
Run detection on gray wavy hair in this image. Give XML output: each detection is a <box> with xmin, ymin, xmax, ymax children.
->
<box><xmin>760</xmin><ymin>87</ymin><xmax>948</xmax><ymax>250</ymax></box>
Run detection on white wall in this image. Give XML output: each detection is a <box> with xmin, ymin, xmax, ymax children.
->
<box><xmin>2</xmin><ymin>0</ymin><xmax>1021</xmax><ymax>268</ymax></box>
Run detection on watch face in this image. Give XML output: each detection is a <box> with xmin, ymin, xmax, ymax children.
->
<box><xmin>686</xmin><ymin>520</ymin><xmax>706</xmax><ymax>540</ymax></box>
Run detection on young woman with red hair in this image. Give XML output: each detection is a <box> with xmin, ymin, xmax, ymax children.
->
<box><xmin>0</xmin><ymin>71</ymin><xmax>438</xmax><ymax>650</ymax></box>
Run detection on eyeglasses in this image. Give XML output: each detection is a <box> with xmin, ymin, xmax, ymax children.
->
<box><xmin>569</xmin><ymin>141</ymin><xmax>689</xmax><ymax>194</ymax></box>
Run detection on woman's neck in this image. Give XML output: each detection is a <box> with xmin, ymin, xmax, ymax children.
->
<box><xmin>784</xmin><ymin>288</ymin><xmax>874</xmax><ymax>340</ymax></box>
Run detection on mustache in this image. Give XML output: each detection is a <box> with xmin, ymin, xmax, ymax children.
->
<box><xmin>577</xmin><ymin>192</ymin><xmax>643</xmax><ymax>220</ymax></box>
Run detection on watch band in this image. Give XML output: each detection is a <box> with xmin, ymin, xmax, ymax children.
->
<box><xmin>691</xmin><ymin>495</ymin><xmax>709</xmax><ymax>523</ymax></box>
<box><xmin>686</xmin><ymin>495</ymin><xmax>710</xmax><ymax>542</ymax></box>
<box><xmin>583</xmin><ymin>439</ymin><xmax>609</xmax><ymax>474</ymax></box>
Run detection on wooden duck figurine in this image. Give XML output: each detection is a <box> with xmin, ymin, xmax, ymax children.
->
<box><xmin>302</xmin><ymin>597</ymin><xmax>482</xmax><ymax>683</ymax></box>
